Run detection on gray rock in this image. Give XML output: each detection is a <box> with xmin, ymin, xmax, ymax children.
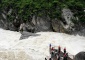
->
<box><xmin>52</xmin><ymin>19</ymin><xmax>67</xmax><ymax>33</ymax></box>
<box><xmin>19</xmin><ymin>22</ymin><xmax>35</xmax><ymax>33</ymax></box>
<box><xmin>62</xmin><ymin>8</ymin><xmax>75</xmax><ymax>32</ymax></box>
<box><xmin>9</xmin><ymin>22</ymin><xmax>18</xmax><ymax>31</ymax></box>
<box><xmin>0</xmin><ymin>19</ymin><xmax>5</xmax><ymax>28</ymax></box>
<box><xmin>72</xmin><ymin>28</ymin><xmax>85</xmax><ymax>36</ymax></box>
<box><xmin>1</xmin><ymin>8</ymin><xmax>85</xmax><ymax>35</ymax></box>
<box><xmin>0</xmin><ymin>9</ymin><xmax>20</xmax><ymax>31</ymax></box>
<box><xmin>19</xmin><ymin>31</ymin><xmax>40</xmax><ymax>40</ymax></box>
<box><xmin>74</xmin><ymin>51</ymin><xmax>85</xmax><ymax>60</ymax></box>
<box><xmin>31</xmin><ymin>16</ymin><xmax>52</xmax><ymax>32</ymax></box>
<box><xmin>0</xmin><ymin>10</ymin><xmax>8</xmax><ymax>30</ymax></box>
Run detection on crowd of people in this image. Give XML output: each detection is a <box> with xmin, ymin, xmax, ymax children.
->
<box><xmin>45</xmin><ymin>44</ymin><xmax>68</xmax><ymax>60</ymax></box>
<box><xmin>45</xmin><ymin>44</ymin><xmax>85</xmax><ymax>60</ymax></box>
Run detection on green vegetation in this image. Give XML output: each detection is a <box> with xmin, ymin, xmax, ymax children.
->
<box><xmin>0</xmin><ymin>0</ymin><xmax>85</xmax><ymax>23</ymax></box>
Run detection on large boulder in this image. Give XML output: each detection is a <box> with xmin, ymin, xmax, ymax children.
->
<box><xmin>71</xmin><ymin>28</ymin><xmax>85</xmax><ymax>36</ymax></box>
<box><xmin>52</xmin><ymin>19</ymin><xmax>67</xmax><ymax>33</ymax></box>
<box><xmin>0</xmin><ymin>19</ymin><xmax>5</xmax><ymax>29</ymax></box>
<box><xmin>1</xmin><ymin>8</ymin><xmax>85</xmax><ymax>34</ymax></box>
<box><xmin>0</xmin><ymin>8</ymin><xmax>21</xmax><ymax>31</ymax></box>
<box><xmin>19</xmin><ymin>15</ymin><xmax>52</xmax><ymax>33</ymax></box>
<box><xmin>19</xmin><ymin>31</ymin><xmax>40</xmax><ymax>40</ymax></box>
<box><xmin>51</xmin><ymin>8</ymin><xmax>75</xmax><ymax>33</ymax></box>
<box><xmin>74</xmin><ymin>51</ymin><xmax>85</xmax><ymax>60</ymax></box>
<box><xmin>19</xmin><ymin>22</ymin><xmax>35</xmax><ymax>33</ymax></box>
<box><xmin>31</xmin><ymin>16</ymin><xmax>52</xmax><ymax>32</ymax></box>
<box><xmin>0</xmin><ymin>11</ymin><xmax>9</xmax><ymax>30</ymax></box>
<box><xmin>61</xmin><ymin>8</ymin><xmax>75</xmax><ymax>32</ymax></box>
<box><xmin>8</xmin><ymin>22</ymin><xmax>18</xmax><ymax>31</ymax></box>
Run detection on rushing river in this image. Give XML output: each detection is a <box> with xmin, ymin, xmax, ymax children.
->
<box><xmin>0</xmin><ymin>28</ymin><xmax>85</xmax><ymax>60</ymax></box>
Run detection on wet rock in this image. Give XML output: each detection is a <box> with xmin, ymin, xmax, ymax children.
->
<box><xmin>74</xmin><ymin>51</ymin><xmax>85</xmax><ymax>60</ymax></box>
<box><xmin>31</xmin><ymin>16</ymin><xmax>52</xmax><ymax>32</ymax></box>
<box><xmin>52</xmin><ymin>18</ymin><xmax>66</xmax><ymax>33</ymax></box>
<box><xmin>62</xmin><ymin>8</ymin><xmax>75</xmax><ymax>32</ymax></box>
<box><xmin>19</xmin><ymin>31</ymin><xmax>40</xmax><ymax>40</ymax></box>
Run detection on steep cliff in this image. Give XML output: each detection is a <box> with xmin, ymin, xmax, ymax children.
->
<box><xmin>0</xmin><ymin>0</ymin><xmax>85</xmax><ymax>34</ymax></box>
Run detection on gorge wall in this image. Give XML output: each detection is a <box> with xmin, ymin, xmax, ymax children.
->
<box><xmin>0</xmin><ymin>8</ymin><xmax>85</xmax><ymax>35</ymax></box>
<box><xmin>0</xmin><ymin>8</ymin><xmax>77</xmax><ymax>33</ymax></box>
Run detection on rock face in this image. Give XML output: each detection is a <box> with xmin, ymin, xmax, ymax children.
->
<box><xmin>31</xmin><ymin>16</ymin><xmax>52</xmax><ymax>32</ymax></box>
<box><xmin>61</xmin><ymin>8</ymin><xmax>75</xmax><ymax>32</ymax></box>
<box><xmin>0</xmin><ymin>9</ymin><xmax>20</xmax><ymax>31</ymax></box>
<box><xmin>52</xmin><ymin>19</ymin><xmax>66</xmax><ymax>33</ymax></box>
<box><xmin>0</xmin><ymin>8</ymin><xmax>82</xmax><ymax>34</ymax></box>
<box><xmin>72</xmin><ymin>29</ymin><xmax>85</xmax><ymax>36</ymax></box>
<box><xmin>19</xmin><ymin>22</ymin><xmax>35</xmax><ymax>33</ymax></box>
<box><xmin>19</xmin><ymin>31</ymin><xmax>40</xmax><ymax>40</ymax></box>
<box><xmin>0</xmin><ymin>9</ymin><xmax>52</xmax><ymax>32</ymax></box>
<box><xmin>19</xmin><ymin>15</ymin><xmax>52</xmax><ymax>32</ymax></box>
<box><xmin>74</xmin><ymin>51</ymin><xmax>85</xmax><ymax>60</ymax></box>
<box><xmin>51</xmin><ymin>8</ymin><xmax>75</xmax><ymax>33</ymax></box>
<box><xmin>8</xmin><ymin>22</ymin><xmax>18</xmax><ymax>31</ymax></box>
<box><xmin>0</xmin><ymin>11</ymin><xmax>8</xmax><ymax>29</ymax></box>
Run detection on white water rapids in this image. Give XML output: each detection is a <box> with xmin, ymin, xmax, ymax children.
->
<box><xmin>0</xmin><ymin>28</ymin><xmax>85</xmax><ymax>60</ymax></box>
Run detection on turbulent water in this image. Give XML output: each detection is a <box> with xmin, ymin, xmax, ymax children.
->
<box><xmin>0</xmin><ymin>28</ymin><xmax>85</xmax><ymax>60</ymax></box>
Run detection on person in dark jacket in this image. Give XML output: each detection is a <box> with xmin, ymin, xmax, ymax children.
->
<box><xmin>51</xmin><ymin>51</ymin><xmax>55</xmax><ymax>60</ymax></box>
<box><xmin>74</xmin><ymin>51</ymin><xmax>85</xmax><ymax>60</ymax></box>
<box><xmin>63</xmin><ymin>53</ymin><xmax>68</xmax><ymax>60</ymax></box>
